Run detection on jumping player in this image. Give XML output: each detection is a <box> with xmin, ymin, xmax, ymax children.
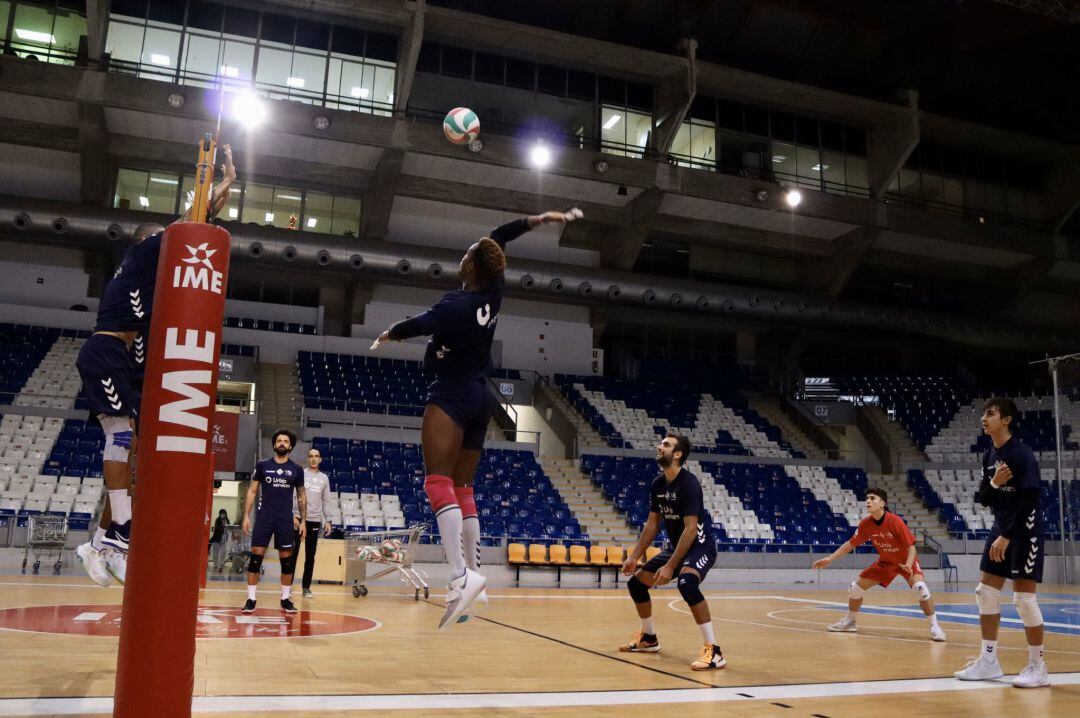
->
<box><xmin>375</xmin><ymin>207</ymin><xmax>582</xmax><ymax>629</ymax></box>
<box><xmin>812</xmin><ymin>488</ymin><xmax>946</xmax><ymax>642</ymax></box>
<box><xmin>954</xmin><ymin>397</ymin><xmax>1049</xmax><ymax>688</ymax></box>
<box><xmin>618</xmin><ymin>433</ymin><xmax>724</xmax><ymax>671</ymax></box>
<box><xmin>241</xmin><ymin>429</ymin><xmax>306</xmax><ymax>615</ymax></box>
<box><xmin>74</xmin><ymin>146</ymin><xmax>235</xmax><ymax>587</ymax></box>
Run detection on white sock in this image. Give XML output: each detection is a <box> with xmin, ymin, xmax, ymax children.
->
<box><xmin>1029</xmin><ymin>644</ymin><xmax>1045</xmax><ymax>665</ymax></box>
<box><xmin>281</xmin><ymin>585</ymin><xmax>291</xmax><ymax>600</ymax></box>
<box><xmin>91</xmin><ymin>527</ymin><xmax>107</xmax><ymax>551</ymax></box>
<box><xmin>846</xmin><ymin>611</ymin><xmax>857</xmax><ymax>622</ymax></box>
<box><xmin>929</xmin><ymin>613</ymin><xmax>940</xmax><ymax>629</ymax></box>
<box><xmin>461</xmin><ymin>516</ymin><xmax>481</xmax><ymax>571</ymax></box>
<box><xmin>107</xmin><ymin>490</ymin><xmax>132</xmax><ymax>525</ymax></box>
<box><xmin>247</xmin><ymin>585</ymin><xmax>257</xmax><ymax>601</ymax></box>
<box><xmin>436</xmin><ymin>506</ymin><xmax>466</xmax><ymax>578</ymax></box>
<box><xmin>640</xmin><ymin>616</ymin><xmax>655</xmax><ymax>635</ymax></box>
<box><xmin>698</xmin><ymin>621</ymin><xmax>716</xmax><ymax>645</ymax></box>
<box><xmin>981</xmin><ymin>639</ymin><xmax>998</xmax><ymax>659</ymax></box>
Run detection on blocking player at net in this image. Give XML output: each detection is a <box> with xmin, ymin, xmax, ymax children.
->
<box><xmin>812</xmin><ymin>487</ymin><xmax>946</xmax><ymax>642</ymax></box>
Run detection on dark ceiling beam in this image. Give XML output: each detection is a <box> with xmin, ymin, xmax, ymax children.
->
<box><xmin>360</xmin><ymin>148</ymin><xmax>404</xmax><ymax>240</ymax></box>
<box><xmin>84</xmin><ymin>0</ymin><xmax>109</xmax><ymax>62</ymax></box>
<box><xmin>803</xmin><ymin>225</ymin><xmax>882</xmax><ymax>297</ymax></box>
<box><xmin>393</xmin><ymin>0</ymin><xmax>425</xmax><ymax>116</ymax></box>
<box><xmin>601</xmin><ymin>186</ymin><xmax>662</xmax><ymax>271</ymax></box>
<box><xmin>78</xmin><ymin>102</ymin><xmax>108</xmax><ymax>206</ymax></box>
<box><xmin>652</xmin><ymin>39</ymin><xmax>697</xmax><ymax>156</ymax></box>
<box><xmin>867</xmin><ymin>90</ymin><xmax>920</xmax><ymax>199</ymax></box>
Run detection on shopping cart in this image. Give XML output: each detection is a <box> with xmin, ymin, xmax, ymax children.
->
<box><xmin>22</xmin><ymin>514</ymin><xmax>68</xmax><ymax>575</ymax></box>
<box><xmin>345</xmin><ymin>524</ymin><xmax>429</xmax><ymax>600</ymax></box>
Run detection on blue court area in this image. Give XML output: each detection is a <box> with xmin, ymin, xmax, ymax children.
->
<box><xmin>835</xmin><ymin>595</ymin><xmax>1080</xmax><ymax>636</ymax></box>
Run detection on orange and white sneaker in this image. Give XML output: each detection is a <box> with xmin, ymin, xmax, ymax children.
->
<box><xmin>618</xmin><ymin>631</ymin><xmax>660</xmax><ymax>653</ymax></box>
<box><xmin>691</xmin><ymin>644</ymin><xmax>726</xmax><ymax>670</ymax></box>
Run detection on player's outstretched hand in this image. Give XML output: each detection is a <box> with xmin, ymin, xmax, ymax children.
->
<box><xmin>539</xmin><ymin>208</ymin><xmax>583</xmax><ymax>225</ymax></box>
<box><xmin>371</xmin><ymin>329</ymin><xmax>394</xmax><ymax>350</ymax></box>
<box><xmin>620</xmin><ymin>556</ymin><xmax>638</xmax><ymax>576</ymax></box>
<box><xmin>298</xmin><ymin>522</ymin><xmax>307</xmax><ymax>541</ymax></box>
<box><xmin>812</xmin><ymin>558</ymin><xmax>830</xmax><ymax>570</ymax></box>
<box><xmin>652</xmin><ymin>563</ymin><xmax>674</xmax><ymax>587</ymax></box>
<box><xmin>898</xmin><ymin>563</ymin><xmax>913</xmax><ymax>577</ymax></box>
<box><xmin>989</xmin><ymin>535</ymin><xmax>1010</xmax><ymax>562</ymax></box>
<box><xmin>242</xmin><ymin>517</ymin><xmax>251</xmax><ymax>535</ymax></box>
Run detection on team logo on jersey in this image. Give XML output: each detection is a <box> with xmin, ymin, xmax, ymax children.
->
<box><xmin>0</xmin><ymin>604</ymin><xmax>380</xmax><ymax>638</ymax></box>
<box><xmin>696</xmin><ymin>522</ymin><xmax>706</xmax><ymax>544</ymax></box>
<box><xmin>476</xmin><ymin>304</ymin><xmax>493</xmax><ymax>326</ymax></box>
<box><xmin>172</xmin><ymin>243</ymin><xmax>223</xmax><ymax>294</ymax></box>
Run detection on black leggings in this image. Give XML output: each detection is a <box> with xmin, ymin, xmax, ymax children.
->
<box><xmin>295</xmin><ymin>521</ymin><xmax>322</xmax><ymax>589</ymax></box>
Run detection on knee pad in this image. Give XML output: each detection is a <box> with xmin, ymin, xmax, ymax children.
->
<box><xmin>677</xmin><ymin>572</ymin><xmax>706</xmax><ymax>607</ymax></box>
<box><xmin>424</xmin><ymin>474</ymin><xmax>458</xmax><ymax>513</ymax></box>
<box><xmin>280</xmin><ymin>553</ymin><xmax>297</xmax><ymax>575</ymax></box>
<box><xmin>1013</xmin><ymin>592</ymin><xmax>1043</xmax><ymax>627</ymax></box>
<box><xmin>246</xmin><ymin>553</ymin><xmax>264</xmax><ymax>574</ymax></box>
<box><xmin>454</xmin><ymin>485</ymin><xmax>477</xmax><ymax>518</ymax></box>
<box><xmin>975</xmin><ymin>582</ymin><xmax>1002</xmax><ymax>615</ymax></box>
<box><xmin>627</xmin><ymin>575</ymin><xmax>651</xmax><ymax>604</ymax></box>
<box><xmin>912</xmin><ymin>581</ymin><xmax>932</xmax><ymax>602</ymax></box>
<box><xmin>100</xmin><ymin>415</ymin><xmax>133</xmax><ymax>463</ymax></box>
<box><xmin>848</xmin><ymin>581</ymin><xmax>865</xmax><ymax>601</ymax></box>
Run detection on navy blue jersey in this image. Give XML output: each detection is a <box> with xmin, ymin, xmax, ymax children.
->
<box><xmin>979</xmin><ymin>436</ymin><xmax>1042</xmax><ymax>540</ymax></box>
<box><xmin>95</xmin><ymin>232</ymin><xmax>164</xmax><ymax>332</ymax></box>
<box><xmin>649</xmin><ymin>468</ymin><xmax>715</xmax><ymax>548</ymax></box>
<box><xmin>253</xmin><ymin>458</ymin><xmax>305</xmax><ymax>519</ymax></box>
<box><xmin>387</xmin><ymin>218</ymin><xmax>530</xmax><ymax>379</ymax></box>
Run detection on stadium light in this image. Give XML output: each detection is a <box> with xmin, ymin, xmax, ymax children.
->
<box><xmin>783</xmin><ymin>188</ymin><xmax>802</xmax><ymax>208</ymax></box>
<box><xmin>529</xmin><ymin>143</ymin><xmax>551</xmax><ymax>169</ymax></box>
<box><xmin>230</xmin><ymin>92</ymin><xmax>266</xmax><ymax>129</ymax></box>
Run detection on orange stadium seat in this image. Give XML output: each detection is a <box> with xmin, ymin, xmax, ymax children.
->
<box><xmin>605</xmin><ymin>546</ymin><xmax>624</xmax><ymax>565</ymax></box>
<box><xmin>569</xmin><ymin>545</ymin><xmax>589</xmax><ymax>565</ymax></box>
<box><xmin>644</xmin><ymin>546</ymin><xmax>662</xmax><ymax>562</ymax></box>
<box><xmin>548</xmin><ymin>545</ymin><xmax>568</xmax><ymax>564</ymax></box>
<box><xmin>528</xmin><ymin>543</ymin><xmax>548</xmax><ymax>564</ymax></box>
<box><xmin>507</xmin><ymin>542</ymin><xmax>527</xmax><ymax>564</ymax></box>
<box><xmin>589</xmin><ymin>545</ymin><xmax>607</xmax><ymax>565</ymax></box>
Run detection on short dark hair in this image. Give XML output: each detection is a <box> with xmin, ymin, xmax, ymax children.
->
<box><xmin>866</xmin><ymin>487</ymin><xmax>888</xmax><ymax>505</ymax></box>
<box><xmin>983</xmin><ymin>397</ymin><xmax>1018</xmax><ymax>428</ymax></box>
<box><xmin>471</xmin><ymin>237</ymin><xmax>507</xmax><ymax>285</ymax></box>
<box><xmin>133</xmin><ymin>222</ymin><xmax>164</xmax><ymax>241</ymax></box>
<box><xmin>665</xmin><ymin>432</ymin><xmax>691</xmax><ymax>465</ymax></box>
<box><xmin>271</xmin><ymin>428</ymin><xmax>297</xmax><ymax>448</ymax></box>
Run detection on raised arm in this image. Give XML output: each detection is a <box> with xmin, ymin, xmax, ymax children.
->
<box><xmin>488</xmin><ymin>207</ymin><xmax>583</xmax><ymax>248</ymax></box>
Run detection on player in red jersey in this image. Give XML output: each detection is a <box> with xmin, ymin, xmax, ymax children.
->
<box><xmin>812</xmin><ymin>487</ymin><xmax>946</xmax><ymax>641</ymax></box>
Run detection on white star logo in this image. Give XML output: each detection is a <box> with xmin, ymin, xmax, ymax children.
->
<box><xmin>182</xmin><ymin>243</ymin><xmax>217</xmax><ymax>270</ymax></box>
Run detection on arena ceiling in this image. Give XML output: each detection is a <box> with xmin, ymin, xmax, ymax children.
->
<box><xmin>426</xmin><ymin>0</ymin><xmax>1080</xmax><ymax>146</ymax></box>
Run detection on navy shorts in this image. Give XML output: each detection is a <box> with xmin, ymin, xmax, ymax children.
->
<box><xmin>251</xmin><ymin>513</ymin><xmax>296</xmax><ymax>551</ymax></box>
<box><xmin>642</xmin><ymin>541</ymin><xmax>718</xmax><ymax>580</ymax></box>
<box><xmin>427</xmin><ymin>378</ymin><xmax>496</xmax><ymax>450</ymax></box>
<box><xmin>76</xmin><ymin>334</ymin><xmax>139</xmax><ymax>420</ymax></box>
<box><xmin>980</xmin><ymin>530</ymin><xmax>1044</xmax><ymax>583</ymax></box>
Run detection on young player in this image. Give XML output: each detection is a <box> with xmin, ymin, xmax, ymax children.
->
<box><xmin>954</xmin><ymin>397</ymin><xmax>1049</xmax><ymax>688</ymax></box>
<box><xmin>375</xmin><ymin>207</ymin><xmax>582</xmax><ymax>630</ymax></box>
<box><xmin>618</xmin><ymin>433</ymin><xmax>724</xmax><ymax>671</ymax></box>
<box><xmin>812</xmin><ymin>488</ymin><xmax>946</xmax><ymax>641</ymax></box>
<box><xmin>241</xmin><ymin>429</ymin><xmax>306</xmax><ymax>614</ymax></box>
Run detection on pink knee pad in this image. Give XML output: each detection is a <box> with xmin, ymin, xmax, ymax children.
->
<box><xmin>424</xmin><ymin>474</ymin><xmax>458</xmax><ymax>512</ymax></box>
<box><xmin>455</xmin><ymin>486</ymin><xmax>477</xmax><ymax>518</ymax></box>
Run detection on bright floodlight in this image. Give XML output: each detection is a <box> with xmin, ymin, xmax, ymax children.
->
<box><xmin>529</xmin><ymin>143</ymin><xmax>551</xmax><ymax>169</ymax></box>
<box><xmin>783</xmin><ymin>188</ymin><xmax>802</xmax><ymax>208</ymax></box>
<box><xmin>231</xmin><ymin>92</ymin><xmax>266</xmax><ymax>128</ymax></box>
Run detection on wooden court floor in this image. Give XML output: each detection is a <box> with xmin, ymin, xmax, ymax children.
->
<box><xmin>1</xmin><ymin>575</ymin><xmax>1078</xmax><ymax>717</ymax></box>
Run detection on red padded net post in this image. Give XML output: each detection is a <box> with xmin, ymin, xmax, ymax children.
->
<box><xmin>113</xmin><ymin>223</ymin><xmax>231</xmax><ymax>717</ymax></box>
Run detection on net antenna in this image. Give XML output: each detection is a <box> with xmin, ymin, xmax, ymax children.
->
<box><xmin>190</xmin><ymin>78</ymin><xmax>227</xmax><ymax>224</ymax></box>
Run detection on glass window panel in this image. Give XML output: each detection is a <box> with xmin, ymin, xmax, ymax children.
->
<box><xmin>717</xmin><ymin>99</ymin><xmax>742</xmax><ymax>132</ymax></box>
<box><xmin>223</xmin><ymin>6</ymin><xmax>257</xmax><ymax>39</ymax></box>
<box><xmin>538</xmin><ymin>64</ymin><xmax>565</xmax><ymax>96</ymax></box>
<box><xmin>844</xmin><ymin>126</ymin><xmax>867</xmax><ymax>156</ymax></box>
<box><xmin>441</xmin><ymin>45</ymin><xmax>471</xmax><ymax>78</ymax></box>
<box><xmin>626</xmin><ymin>81</ymin><xmax>652</xmax><ymax>111</ymax></box>
<box><xmin>146</xmin><ymin>170</ymin><xmax>179</xmax><ymax>214</ymax></box>
<box><xmin>795</xmin><ymin>144</ymin><xmax>821</xmax><ymax>185</ymax></box>
<box><xmin>885</xmin><ymin>175</ymin><xmax>900</xmax><ymax>196</ymax></box>
<box><xmin>897</xmin><ymin>168</ymin><xmax>920</xmax><ymax>198</ymax></box>
<box><xmin>11</xmin><ymin>4</ymin><xmax>54</xmax><ymax>57</ymax></box>
<box><xmin>598</xmin><ymin>76</ymin><xmax>624</xmax><ymax>105</ymax></box>
<box><xmin>690</xmin><ymin>120</ymin><xmax>715</xmax><ymax>165</ymax></box>
<box><xmin>187</xmin><ymin>1</ymin><xmax>224</xmax><ymax>33</ymax></box>
<box><xmin>920</xmin><ymin>171</ymin><xmax>944</xmax><ymax>204</ymax></box>
<box><xmin>296</xmin><ymin>20</ymin><xmax>330</xmax><ymax>51</ymax></box>
<box><xmin>241</xmin><ymin>182</ymin><xmax>274</xmax><ymax>224</ymax></box>
<box><xmin>180</xmin><ymin>174</ymin><xmax>196</xmax><ymax>215</ymax></box>
<box><xmin>771</xmin><ymin>141</ymin><xmax>795</xmax><ymax>181</ymax></box>
<box><xmin>671</xmin><ymin>124</ymin><xmax>691</xmax><ymax>158</ymax></box>
<box><xmin>303</xmin><ymin>191</ymin><xmax>333</xmax><ymax>234</ymax></box>
<box><xmin>289</xmin><ymin>51</ymin><xmax>327</xmax><ymax>98</ymax></box>
<box><xmin>330</xmin><ymin>58</ymin><xmax>375</xmax><ymax>110</ymax></box>
<box><xmin>105</xmin><ymin>19</ymin><xmax>144</xmax><ymax>65</ymax></box>
<box><xmin>111</xmin><ymin>0</ymin><xmax>148</xmax><ymax>20</ymax></box>
<box><xmin>567</xmin><ymin>69</ymin><xmax>594</xmax><ymax>100</ymax></box>
<box><xmin>820</xmin><ymin>121</ymin><xmax>844</xmax><ymax>152</ymax></box>
<box><xmin>331</xmin><ymin>196</ymin><xmax>361</xmax><ymax>236</ymax></box>
<box><xmin>147</xmin><ymin>0</ymin><xmax>183</xmax><ymax>26</ymax></box>
<box><xmin>114</xmin><ymin>168</ymin><xmax>149</xmax><ymax>211</ymax></box>
<box><xmin>601</xmin><ymin>107</ymin><xmax>626</xmax><ymax>155</ymax></box>
<box><xmin>332</xmin><ymin>25</ymin><xmax>365</xmax><ymax>57</ymax></box>
<box><xmin>221</xmin><ymin>40</ymin><xmax>254</xmax><ymax>82</ymax></box>
<box><xmin>372</xmin><ymin>64</ymin><xmax>395</xmax><ymax>115</ymax></box>
<box><xmin>182</xmin><ymin>32</ymin><xmax>222</xmax><ymax>82</ymax></box>
<box><xmin>366</xmin><ymin>31</ymin><xmax>396</xmax><ymax>63</ymax></box>
<box><xmin>845</xmin><ymin>155</ymin><xmax>868</xmax><ymax>191</ymax></box>
<box><xmin>260</xmin><ymin>12</ymin><xmax>295</xmax><ymax>45</ymax></box>
<box><xmin>273</xmin><ymin>188</ymin><xmax>303</xmax><ymax>229</ymax></box>
<box><xmin>255</xmin><ymin>46</ymin><xmax>292</xmax><ymax>91</ymax></box>
<box><xmin>52</xmin><ymin>9</ymin><xmax>87</xmax><ymax>59</ymax></box>
<box><xmin>506</xmin><ymin>57</ymin><xmax>534</xmax><ymax>90</ymax></box>
<box><xmin>0</xmin><ymin>2</ymin><xmax>10</xmax><ymax>46</ymax></box>
<box><xmin>943</xmin><ymin>176</ymin><xmax>963</xmax><ymax>207</ymax></box>
<box><xmin>744</xmin><ymin>105</ymin><xmax>768</xmax><ymax>136</ymax></box>
<box><xmin>820</xmin><ymin>149</ymin><xmax>844</xmax><ymax>192</ymax></box>
<box><xmin>625</xmin><ymin>111</ymin><xmax>651</xmax><ymax>157</ymax></box>
<box><xmin>474</xmin><ymin>51</ymin><xmax>504</xmax><ymax>84</ymax></box>
<box><xmin>795</xmin><ymin>116</ymin><xmax>818</xmax><ymax>147</ymax></box>
<box><xmin>416</xmin><ymin>40</ymin><xmax>439</xmax><ymax>73</ymax></box>
<box><xmin>689</xmin><ymin>95</ymin><xmax>716</xmax><ymax>122</ymax></box>
<box><xmin>141</xmin><ymin>27</ymin><xmax>180</xmax><ymax>79</ymax></box>
<box><xmin>770</xmin><ymin>111</ymin><xmax>795</xmax><ymax>142</ymax></box>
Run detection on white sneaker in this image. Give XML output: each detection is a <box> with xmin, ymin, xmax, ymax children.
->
<box><xmin>302</xmin><ymin>589</ymin><xmax>314</xmax><ymax>599</ymax></box>
<box><xmin>456</xmin><ymin>588</ymin><xmax>489</xmax><ymax>624</ymax></box>
<box><xmin>954</xmin><ymin>656</ymin><xmax>1004</xmax><ymax>681</ymax></box>
<box><xmin>827</xmin><ymin>617</ymin><xmax>857</xmax><ymax>633</ymax></box>
<box><xmin>930</xmin><ymin>625</ymin><xmax>947</xmax><ymax>642</ymax></box>
<box><xmin>438</xmin><ymin>568</ymin><xmax>486</xmax><ymax>631</ymax></box>
<box><xmin>1012</xmin><ymin>662</ymin><xmax>1050</xmax><ymax>688</ymax></box>
<box><xmin>103</xmin><ymin>549</ymin><xmax>127</xmax><ymax>585</ymax></box>
<box><xmin>76</xmin><ymin>543</ymin><xmax>111</xmax><ymax>587</ymax></box>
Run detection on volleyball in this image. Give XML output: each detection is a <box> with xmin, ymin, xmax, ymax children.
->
<box><xmin>443</xmin><ymin>107</ymin><xmax>480</xmax><ymax>145</ymax></box>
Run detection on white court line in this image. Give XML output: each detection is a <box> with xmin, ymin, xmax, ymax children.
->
<box><xmin>2</xmin><ymin>673</ymin><xmax>1079</xmax><ymax>715</ymax></box>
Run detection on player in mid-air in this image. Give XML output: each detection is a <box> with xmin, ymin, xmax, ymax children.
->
<box><xmin>74</xmin><ymin>145</ymin><xmax>235</xmax><ymax>587</ymax></box>
<box><xmin>241</xmin><ymin>429</ymin><xmax>306</xmax><ymax>614</ymax></box>
<box><xmin>954</xmin><ymin>397</ymin><xmax>1049</xmax><ymax>688</ymax></box>
<box><xmin>617</xmin><ymin>433</ymin><xmax>724</xmax><ymax>671</ymax></box>
<box><xmin>375</xmin><ymin>206</ymin><xmax>582</xmax><ymax>629</ymax></box>
<box><xmin>812</xmin><ymin>488</ymin><xmax>946</xmax><ymax>642</ymax></box>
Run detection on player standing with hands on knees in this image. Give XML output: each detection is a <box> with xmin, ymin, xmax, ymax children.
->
<box><xmin>955</xmin><ymin>398</ymin><xmax>1049</xmax><ymax>688</ymax></box>
<box><xmin>812</xmin><ymin>488</ymin><xmax>946</xmax><ymax>641</ymax></box>
<box><xmin>373</xmin><ymin>207</ymin><xmax>582</xmax><ymax>630</ymax></box>
<box><xmin>617</xmin><ymin>433</ymin><xmax>724</xmax><ymax>671</ymax></box>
